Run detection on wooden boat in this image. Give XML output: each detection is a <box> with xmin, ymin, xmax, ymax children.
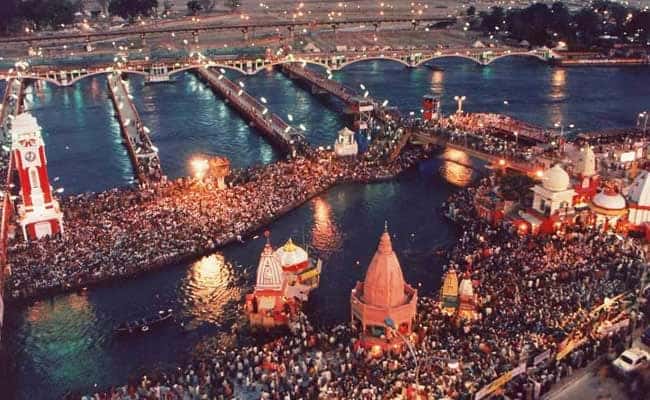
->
<box><xmin>114</xmin><ymin>308</ymin><xmax>173</xmax><ymax>334</ymax></box>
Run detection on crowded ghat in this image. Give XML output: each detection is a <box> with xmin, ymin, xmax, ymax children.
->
<box><xmin>72</xmin><ymin>171</ymin><xmax>648</xmax><ymax>400</ymax></box>
<box><xmin>6</xmin><ymin>147</ymin><xmax>426</xmax><ymax>301</ymax></box>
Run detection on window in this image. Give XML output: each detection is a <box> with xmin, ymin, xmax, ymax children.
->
<box><xmin>29</xmin><ymin>168</ymin><xmax>39</xmax><ymax>189</ymax></box>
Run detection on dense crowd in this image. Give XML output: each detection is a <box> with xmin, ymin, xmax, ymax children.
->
<box><xmin>77</xmin><ymin>173</ymin><xmax>648</xmax><ymax>400</ymax></box>
<box><xmin>7</xmin><ymin>148</ymin><xmax>426</xmax><ymax>300</ymax></box>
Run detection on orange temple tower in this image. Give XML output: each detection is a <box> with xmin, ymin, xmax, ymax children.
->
<box><xmin>350</xmin><ymin>225</ymin><xmax>417</xmax><ymax>351</ymax></box>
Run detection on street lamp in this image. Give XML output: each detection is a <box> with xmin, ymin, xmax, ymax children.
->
<box><xmin>385</xmin><ymin>317</ymin><xmax>419</xmax><ymax>397</ymax></box>
<box><xmin>453</xmin><ymin>95</ymin><xmax>466</xmax><ymax>114</ymax></box>
<box><xmin>638</xmin><ymin>111</ymin><xmax>648</xmax><ymax>134</ymax></box>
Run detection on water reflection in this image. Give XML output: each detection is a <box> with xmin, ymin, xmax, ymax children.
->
<box><xmin>430</xmin><ymin>70</ymin><xmax>444</xmax><ymax>94</ymax></box>
<box><xmin>183</xmin><ymin>254</ymin><xmax>240</xmax><ymax>324</ymax></box>
<box><xmin>439</xmin><ymin>148</ymin><xmax>474</xmax><ymax>187</ymax></box>
<box><xmin>311</xmin><ymin>197</ymin><xmax>342</xmax><ymax>255</ymax></box>
<box><xmin>550</xmin><ymin>68</ymin><xmax>567</xmax><ymax>100</ymax></box>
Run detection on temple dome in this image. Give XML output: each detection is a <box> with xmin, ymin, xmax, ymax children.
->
<box><xmin>274</xmin><ymin>238</ymin><xmax>309</xmax><ymax>270</ymax></box>
<box><xmin>362</xmin><ymin>230</ymin><xmax>408</xmax><ymax>308</ymax></box>
<box><xmin>255</xmin><ymin>243</ymin><xmax>284</xmax><ymax>292</ymax></box>
<box><xmin>543</xmin><ymin>164</ymin><xmax>570</xmax><ymax>192</ymax></box>
<box><xmin>575</xmin><ymin>145</ymin><xmax>596</xmax><ymax>178</ymax></box>
<box><xmin>592</xmin><ymin>191</ymin><xmax>626</xmax><ymax>210</ymax></box>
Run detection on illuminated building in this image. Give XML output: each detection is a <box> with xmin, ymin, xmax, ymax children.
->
<box><xmin>350</xmin><ymin>226</ymin><xmax>417</xmax><ymax>350</ymax></box>
<box><xmin>274</xmin><ymin>238</ymin><xmax>322</xmax><ymax>301</ymax></box>
<box><xmin>589</xmin><ymin>185</ymin><xmax>627</xmax><ymax>231</ymax></box>
<box><xmin>11</xmin><ymin>113</ymin><xmax>63</xmax><ymax>240</ymax></box>
<box><xmin>245</xmin><ymin>235</ymin><xmax>294</xmax><ymax>329</ymax></box>
<box><xmin>519</xmin><ymin>164</ymin><xmax>575</xmax><ymax>234</ymax></box>
<box><xmin>334</xmin><ymin>127</ymin><xmax>358</xmax><ymax>157</ymax></box>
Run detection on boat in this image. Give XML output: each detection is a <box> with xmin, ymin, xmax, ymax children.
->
<box><xmin>114</xmin><ymin>308</ymin><xmax>173</xmax><ymax>334</ymax></box>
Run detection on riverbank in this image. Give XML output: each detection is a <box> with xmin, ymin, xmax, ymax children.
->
<box><xmin>77</xmin><ymin>172</ymin><xmax>648</xmax><ymax>400</ymax></box>
<box><xmin>4</xmin><ymin>147</ymin><xmax>430</xmax><ymax>303</ymax></box>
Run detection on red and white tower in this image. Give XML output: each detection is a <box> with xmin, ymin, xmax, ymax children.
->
<box><xmin>11</xmin><ymin>113</ymin><xmax>63</xmax><ymax>240</ymax></box>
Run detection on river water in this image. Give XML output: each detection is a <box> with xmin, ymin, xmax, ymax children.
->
<box><xmin>2</xmin><ymin>58</ymin><xmax>650</xmax><ymax>399</ymax></box>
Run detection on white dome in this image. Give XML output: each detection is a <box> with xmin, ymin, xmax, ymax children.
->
<box><xmin>274</xmin><ymin>239</ymin><xmax>309</xmax><ymax>269</ymax></box>
<box><xmin>543</xmin><ymin>164</ymin><xmax>570</xmax><ymax>192</ymax></box>
<box><xmin>593</xmin><ymin>191</ymin><xmax>626</xmax><ymax>210</ymax></box>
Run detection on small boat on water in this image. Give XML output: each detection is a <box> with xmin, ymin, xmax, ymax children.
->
<box><xmin>114</xmin><ymin>309</ymin><xmax>173</xmax><ymax>335</ymax></box>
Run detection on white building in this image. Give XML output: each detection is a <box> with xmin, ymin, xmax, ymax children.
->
<box><xmin>531</xmin><ymin>164</ymin><xmax>575</xmax><ymax>216</ymax></box>
<box><xmin>334</xmin><ymin>127</ymin><xmax>358</xmax><ymax>157</ymax></box>
<box><xmin>626</xmin><ymin>170</ymin><xmax>650</xmax><ymax>226</ymax></box>
<box><xmin>11</xmin><ymin>113</ymin><xmax>64</xmax><ymax>240</ymax></box>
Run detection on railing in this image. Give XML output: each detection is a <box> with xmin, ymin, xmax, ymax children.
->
<box><xmin>196</xmin><ymin>67</ymin><xmax>304</xmax><ymax>151</ymax></box>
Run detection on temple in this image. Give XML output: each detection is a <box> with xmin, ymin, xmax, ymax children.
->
<box><xmin>334</xmin><ymin>127</ymin><xmax>358</xmax><ymax>157</ymax></box>
<box><xmin>245</xmin><ymin>233</ymin><xmax>322</xmax><ymax>329</ymax></box>
<box><xmin>350</xmin><ymin>226</ymin><xmax>417</xmax><ymax>351</ymax></box>
<box><xmin>519</xmin><ymin>164</ymin><xmax>575</xmax><ymax>234</ymax></box>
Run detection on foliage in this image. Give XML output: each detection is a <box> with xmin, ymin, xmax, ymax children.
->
<box><xmin>200</xmin><ymin>0</ymin><xmax>216</xmax><ymax>12</ymax></box>
<box><xmin>475</xmin><ymin>1</ymin><xmax>650</xmax><ymax>49</ymax></box>
<box><xmin>187</xmin><ymin>0</ymin><xmax>202</xmax><ymax>15</ymax></box>
<box><xmin>224</xmin><ymin>0</ymin><xmax>240</xmax><ymax>10</ymax></box>
<box><xmin>108</xmin><ymin>0</ymin><xmax>158</xmax><ymax>21</ymax></box>
<box><xmin>0</xmin><ymin>0</ymin><xmax>19</xmax><ymax>33</ymax></box>
<box><xmin>17</xmin><ymin>0</ymin><xmax>79</xmax><ymax>31</ymax></box>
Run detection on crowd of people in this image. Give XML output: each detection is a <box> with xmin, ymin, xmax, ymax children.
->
<box><xmin>6</xmin><ymin>147</ymin><xmax>426</xmax><ymax>300</ymax></box>
<box><xmin>77</xmin><ymin>173</ymin><xmax>648</xmax><ymax>400</ymax></box>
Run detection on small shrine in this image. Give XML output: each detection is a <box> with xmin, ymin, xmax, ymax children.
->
<box><xmin>589</xmin><ymin>185</ymin><xmax>627</xmax><ymax>231</ymax></box>
<box><xmin>440</xmin><ymin>268</ymin><xmax>459</xmax><ymax>315</ymax></box>
<box><xmin>350</xmin><ymin>225</ymin><xmax>417</xmax><ymax>351</ymax></box>
<box><xmin>245</xmin><ymin>233</ymin><xmax>322</xmax><ymax>329</ymax></box>
<box><xmin>245</xmin><ymin>234</ymin><xmax>295</xmax><ymax>329</ymax></box>
<box><xmin>457</xmin><ymin>273</ymin><xmax>478</xmax><ymax>321</ymax></box>
<box><xmin>274</xmin><ymin>238</ymin><xmax>322</xmax><ymax>301</ymax></box>
<box><xmin>334</xmin><ymin>127</ymin><xmax>358</xmax><ymax>157</ymax></box>
<box><xmin>519</xmin><ymin>164</ymin><xmax>575</xmax><ymax>234</ymax></box>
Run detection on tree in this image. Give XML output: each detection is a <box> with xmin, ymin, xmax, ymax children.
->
<box><xmin>224</xmin><ymin>0</ymin><xmax>240</xmax><ymax>10</ymax></box>
<box><xmin>200</xmin><ymin>0</ymin><xmax>215</xmax><ymax>12</ymax></box>
<box><xmin>573</xmin><ymin>8</ymin><xmax>602</xmax><ymax>46</ymax></box>
<box><xmin>187</xmin><ymin>0</ymin><xmax>202</xmax><ymax>15</ymax></box>
<box><xmin>0</xmin><ymin>0</ymin><xmax>19</xmax><ymax>34</ymax></box>
<box><xmin>467</xmin><ymin>6</ymin><xmax>476</xmax><ymax>17</ymax></box>
<box><xmin>109</xmin><ymin>0</ymin><xmax>158</xmax><ymax>20</ymax></box>
<box><xmin>480</xmin><ymin>6</ymin><xmax>505</xmax><ymax>33</ymax></box>
<box><xmin>17</xmin><ymin>0</ymin><xmax>77</xmax><ymax>30</ymax></box>
<box><xmin>97</xmin><ymin>0</ymin><xmax>109</xmax><ymax>15</ymax></box>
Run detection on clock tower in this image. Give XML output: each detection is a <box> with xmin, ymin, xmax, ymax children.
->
<box><xmin>11</xmin><ymin>113</ymin><xmax>63</xmax><ymax>240</ymax></box>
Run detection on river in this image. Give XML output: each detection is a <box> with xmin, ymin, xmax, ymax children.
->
<box><xmin>2</xmin><ymin>58</ymin><xmax>650</xmax><ymax>399</ymax></box>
